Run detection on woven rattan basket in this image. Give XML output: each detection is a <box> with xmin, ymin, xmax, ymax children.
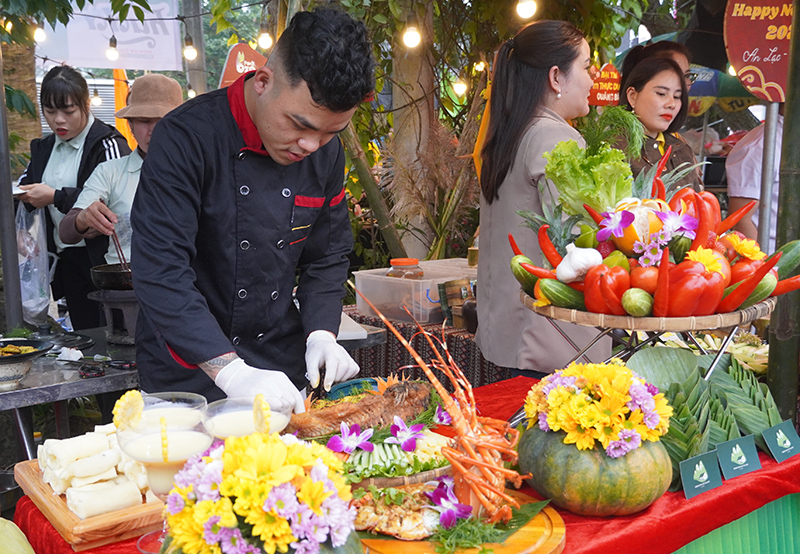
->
<box><xmin>350</xmin><ymin>464</ymin><xmax>452</xmax><ymax>490</ymax></box>
<box><xmin>521</xmin><ymin>291</ymin><xmax>776</xmax><ymax>333</ymax></box>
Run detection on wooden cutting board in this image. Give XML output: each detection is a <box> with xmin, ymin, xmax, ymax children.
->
<box><xmin>361</xmin><ymin>491</ymin><xmax>566</xmax><ymax>554</ymax></box>
<box><xmin>14</xmin><ymin>459</ymin><xmax>164</xmax><ymax>552</ymax></box>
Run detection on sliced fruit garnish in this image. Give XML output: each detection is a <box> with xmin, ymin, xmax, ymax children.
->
<box><xmin>253</xmin><ymin>394</ymin><xmax>272</xmax><ymax>434</ymax></box>
<box><xmin>160</xmin><ymin>417</ymin><xmax>169</xmax><ymax>462</ymax></box>
<box><xmin>113</xmin><ymin>389</ymin><xmax>143</xmax><ymax>430</ymax></box>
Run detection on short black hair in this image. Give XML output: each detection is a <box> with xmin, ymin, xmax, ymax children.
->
<box><xmin>621</xmin><ymin>57</ymin><xmax>688</xmax><ymax>134</ymax></box>
<box><xmin>273</xmin><ymin>8</ymin><xmax>374</xmax><ymax>112</ymax></box>
<box><xmin>40</xmin><ymin>65</ymin><xmax>90</xmax><ymax>115</ymax></box>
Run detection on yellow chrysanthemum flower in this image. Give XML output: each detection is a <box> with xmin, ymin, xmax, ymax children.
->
<box><xmin>194</xmin><ymin>497</ymin><xmax>238</xmax><ymax>529</ymax></box>
<box><xmin>245</xmin><ymin>506</ymin><xmax>295</xmax><ymax>554</ymax></box>
<box><xmin>296</xmin><ymin>477</ymin><xmax>333</xmax><ymax>515</ymax></box>
<box><xmin>726</xmin><ymin>233</ymin><xmax>766</xmax><ymax>260</ymax></box>
<box><xmin>167</xmin><ymin>506</ymin><xmax>207</xmax><ymax>554</ymax></box>
<box><xmin>687</xmin><ymin>246</ymin><xmax>724</xmax><ymax>274</ymax></box>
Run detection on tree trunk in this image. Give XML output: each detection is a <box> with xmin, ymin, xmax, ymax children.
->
<box><xmin>2</xmin><ymin>42</ymin><xmax>40</xmax><ymax>179</ymax></box>
<box><xmin>391</xmin><ymin>3</ymin><xmax>436</xmax><ymax>259</ymax></box>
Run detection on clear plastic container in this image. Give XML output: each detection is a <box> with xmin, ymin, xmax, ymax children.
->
<box><xmin>386</xmin><ymin>258</ymin><xmax>424</xmax><ymax>279</ymax></box>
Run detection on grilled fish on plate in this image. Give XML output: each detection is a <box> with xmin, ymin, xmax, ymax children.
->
<box><xmin>352</xmin><ymin>483</ymin><xmax>440</xmax><ymax>540</ymax></box>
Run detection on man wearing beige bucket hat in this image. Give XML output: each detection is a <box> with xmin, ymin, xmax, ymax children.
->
<box><xmin>59</xmin><ymin>74</ymin><xmax>183</xmax><ymax>263</ymax></box>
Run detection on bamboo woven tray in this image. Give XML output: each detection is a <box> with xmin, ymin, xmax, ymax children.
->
<box><xmin>521</xmin><ymin>291</ymin><xmax>776</xmax><ymax>332</ymax></box>
<box><xmin>350</xmin><ymin>464</ymin><xmax>452</xmax><ymax>490</ymax></box>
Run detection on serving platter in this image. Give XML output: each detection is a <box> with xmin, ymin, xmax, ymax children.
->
<box><xmin>0</xmin><ymin>338</ymin><xmax>54</xmax><ymax>362</ymax></box>
<box><xmin>360</xmin><ymin>490</ymin><xmax>565</xmax><ymax>554</ymax></box>
<box><xmin>14</xmin><ymin>460</ymin><xmax>163</xmax><ymax>552</ymax></box>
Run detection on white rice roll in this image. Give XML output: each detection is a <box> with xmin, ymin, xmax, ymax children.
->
<box><xmin>70</xmin><ymin>466</ymin><xmax>117</xmax><ymax>489</ymax></box>
<box><xmin>42</xmin><ymin>467</ymin><xmax>70</xmax><ymax>495</ymax></box>
<box><xmin>42</xmin><ymin>433</ymin><xmax>108</xmax><ymax>469</ymax></box>
<box><xmin>66</xmin><ymin>480</ymin><xmax>142</xmax><ymax>519</ymax></box>
<box><xmin>118</xmin><ymin>458</ymin><xmax>149</xmax><ymax>492</ymax></box>
<box><xmin>60</xmin><ymin>449</ymin><xmax>121</xmax><ymax>479</ymax></box>
<box><xmin>93</xmin><ymin>422</ymin><xmax>117</xmax><ymax>435</ymax></box>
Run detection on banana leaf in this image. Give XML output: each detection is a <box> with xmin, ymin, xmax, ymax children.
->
<box><xmin>627</xmin><ymin>346</ymin><xmax>698</xmax><ymax>392</ymax></box>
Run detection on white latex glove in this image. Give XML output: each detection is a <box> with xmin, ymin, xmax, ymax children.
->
<box><xmin>214</xmin><ymin>358</ymin><xmax>305</xmax><ymax>413</ymax></box>
<box><xmin>305</xmin><ymin>330</ymin><xmax>360</xmax><ymax>392</ymax></box>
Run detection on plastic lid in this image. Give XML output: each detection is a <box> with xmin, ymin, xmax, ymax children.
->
<box><xmin>389</xmin><ymin>258</ymin><xmax>420</xmax><ymax>266</ymax></box>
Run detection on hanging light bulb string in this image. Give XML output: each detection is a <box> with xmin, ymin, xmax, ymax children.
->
<box><xmin>257</xmin><ymin>1</ymin><xmax>273</xmax><ymax>50</ymax></box>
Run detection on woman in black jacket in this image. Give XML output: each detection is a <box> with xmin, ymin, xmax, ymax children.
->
<box><xmin>17</xmin><ymin>65</ymin><xmax>130</xmax><ymax>330</ymax></box>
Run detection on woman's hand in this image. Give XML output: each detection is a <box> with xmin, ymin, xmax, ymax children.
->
<box><xmin>76</xmin><ymin>200</ymin><xmax>117</xmax><ymax>236</ymax></box>
<box><xmin>17</xmin><ymin>184</ymin><xmax>55</xmax><ymax>208</ymax></box>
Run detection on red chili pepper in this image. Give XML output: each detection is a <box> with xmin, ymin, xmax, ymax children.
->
<box><xmin>508</xmin><ymin>233</ymin><xmax>524</xmax><ymax>257</ymax></box>
<box><xmin>772</xmin><ymin>274</ymin><xmax>800</xmax><ymax>296</ymax></box>
<box><xmin>584</xmin><ymin>264</ymin><xmax>630</xmax><ymax>314</ymax></box>
<box><xmin>653</xmin><ymin>248</ymin><xmax>671</xmax><ymax>317</ymax></box>
<box><xmin>651</xmin><ymin>145</ymin><xmax>672</xmax><ymax>200</ymax></box>
<box><xmin>668</xmin><ymin>187</ymin><xmax>695</xmax><ymax>215</ymax></box>
<box><xmin>689</xmin><ymin>192</ymin><xmax>716</xmax><ymax>251</ymax></box>
<box><xmin>583</xmin><ymin>203</ymin><xmax>604</xmax><ymax>225</ymax></box>
<box><xmin>520</xmin><ymin>262</ymin><xmax>557</xmax><ymax>280</ymax></box>
<box><xmin>538</xmin><ymin>225</ymin><xmax>563</xmax><ymax>268</ymax></box>
<box><xmin>717</xmin><ymin>252</ymin><xmax>782</xmax><ymax>313</ymax></box>
<box><xmin>717</xmin><ymin>200</ymin><xmax>758</xmax><ymax>235</ymax></box>
<box><xmin>599</xmin><ymin>273</ymin><xmax>628</xmax><ymax>315</ymax></box>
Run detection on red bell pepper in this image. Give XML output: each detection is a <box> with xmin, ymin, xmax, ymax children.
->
<box><xmin>771</xmin><ymin>274</ymin><xmax>800</xmax><ymax>297</ymax></box>
<box><xmin>717</xmin><ymin>200</ymin><xmax>757</xmax><ymax>235</ymax></box>
<box><xmin>538</xmin><ymin>225</ymin><xmax>563</xmax><ymax>268</ymax></box>
<box><xmin>667</xmin><ymin>260</ymin><xmax>726</xmax><ymax>316</ymax></box>
<box><xmin>670</xmin><ymin>190</ymin><xmax>722</xmax><ymax>235</ymax></box>
<box><xmin>730</xmin><ymin>258</ymin><xmax>763</xmax><ymax>285</ymax></box>
<box><xmin>508</xmin><ymin>233</ymin><xmax>523</xmax><ymax>256</ymax></box>
<box><xmin>585</xmin><ymin>264</ymin><xmax>630</xmax><ymax>314</ymax></box>
<box><xmin>717</xmin><ymin>252</ymin><xmax>781</xmax><ymax>313</ymax></box>
<box><xmin>653</xmin><ymin>249</ymin><xmax>671</xmax><ymax>317</ymax></box>
<box><xmin>651</xmin><ymin>145</ymin><xmax>672</xmax><ymax>201</ymax></box>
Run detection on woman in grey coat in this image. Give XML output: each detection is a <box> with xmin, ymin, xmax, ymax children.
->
<box><xmin>476</xmin><ymin>20</ymin><xmax>610</xmax><ymax>377</ymax></box>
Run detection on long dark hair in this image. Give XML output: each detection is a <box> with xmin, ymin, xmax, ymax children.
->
<box><xmin>40</xmin><ymin>65</ymin><xmax>90</xmax><ymax>115</ymax></box>
<box><xmin>621</xmin><ymin>57</ymin><xmax>688</xmax><ymax>134</ymax></box>
<box><xmin>480</xmin><ymin>20</ymin><xmax>585</xmax><ymax>203</ymax></box>
<box><xmin>620</xmin><ymin>41</ymin><xmax>691</xmax><ymax>91</ymax></box>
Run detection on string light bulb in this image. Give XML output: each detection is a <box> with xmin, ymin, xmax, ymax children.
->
<box><xmin>91</xmin><ymin>88</ymin><xmax>102</xmax><ymax>106</ymax></box>
<box><xmin>728</xmin><ymin>64</ymin><xmax>737</xmax><ymax>76</ymax></box>
<box><xmin>402</xmin><ymin>14</ymin><xmax>421</xmax><ymax>48</ymax></box>
<box><xmin>453</xmin><ymin>75</ymin><xmax>467</xmax><ymax>97</ymax></box>
<box><xmin>183</xmin><ymin>34</ymin><xmax>198</xmax><ymax>61</ymax></box>
<box><xmin>106</xmin><ymin>35</ymin><xmax>119</xmax><ymax>61</ymax></box>
<box><xmin>258</xmin><ymin>20</ymin><xmax>273</xmax><ymax>49</ymax></box>
<box><xmin>187</xmin><ymin>83</ymin><xmax>196</xmax><ymax>99</ymax></box>
<box><xmin>473</xmin><ymin>60</ymin><xmax>486</xmax><ymax>73</ymax></box>
<box><xmin>33</xmin><ymin>25</ymin><xmax>46</xmax><ymax>43</ymax></box>
<box><xmin>516</xmin><ymin>0</ymin><xmax>537</xmax><ymax>19</ymax></box>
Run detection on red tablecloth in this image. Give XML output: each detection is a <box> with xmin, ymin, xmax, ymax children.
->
<box><xmin>15</xmin><ymin>376</ymin><xmax>800</xmax><ymax>553</ymax></box>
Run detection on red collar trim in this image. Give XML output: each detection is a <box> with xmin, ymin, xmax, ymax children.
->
<box><xmin>227</xmin><ymin>72</ymin><xmax>269</xmax><ymax>155</ymax></box>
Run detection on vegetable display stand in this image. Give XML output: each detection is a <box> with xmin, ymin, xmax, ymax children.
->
<box><xmin>520</xmin><ymin>291</ymin><xmax>775</xmax><ymax>375</ymax></box>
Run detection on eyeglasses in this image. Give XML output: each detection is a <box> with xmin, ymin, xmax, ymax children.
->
<box><xmin>685</xmin><ymin>71</ymin><xmax>698</xmax><ymax>85</ymax></box>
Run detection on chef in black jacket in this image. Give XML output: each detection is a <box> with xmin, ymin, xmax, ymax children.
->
<box><xmin>130</xmin><ymin>8</ymin><xmax>374</xmax><ymax>410</ymax></box>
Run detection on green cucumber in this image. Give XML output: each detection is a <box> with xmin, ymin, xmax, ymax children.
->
<box><xmin>774</xmin><ymin>240</ymin><xmax>800</xmax><ymax>280</ymax></box>
<box><xmin>740</xmin><ymin>272</ymin><xmax>778</xmax><ymax>309</ymax></box>
<box><xmin>511</xmin><ymin>254</ymin><xmax>539</xmax><ymax>295</ymax></box>
<box><xmin>538</xmin><ymin>279</ymin><xmax>586</xmax><ymax>310</ymax></box>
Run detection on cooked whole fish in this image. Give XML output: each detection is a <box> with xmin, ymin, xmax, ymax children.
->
<box><xmin>285</xmin><ymin>381</ymin><xmax>432</xmax><ymax>438</ymax></box>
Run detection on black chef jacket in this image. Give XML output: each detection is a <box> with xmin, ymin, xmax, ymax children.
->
<box><xmin>130</xmin><ymin>72</ymin><xmax>353</xmax><ymax>401</ymax></box>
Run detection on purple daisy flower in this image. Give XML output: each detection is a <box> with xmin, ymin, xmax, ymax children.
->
<box><xmin>264</xmin><ymin>482</ymin><xmax>300</xmax><ymax>518</ymax></box>
<box><xmin>597</xmin><ymin>210</ymin><xmax>635</xmax><ymax>243</ymax></box>
<box><xmin>650</xmin><ymin>228</ymin><xmax>672</xmax><ymax>246</ymax></box>
<box><xmin>643</xmin><ymin>410</ymin><xmax>661</xmax><ymax>429</ymax></box>
<box><xmin>291</xmin><ymin>538</ymin><xmax>321</xmax><ymax>554</ymax></box>
<box><xmin>606</xmin><ymin>429</ymin><xmax>642</xmax><ymax>458</ymax></box>
<box><xmin>385</xmin><ymin>416</ymin><xmax>426</xmax><ymax>452</ymax></box>
<box><xmin>646</xmin><ymin>383</ymin><xmax>659</xmax><ymax>396</ymax></box>
<box><xmin>639</xmin><ymin>251</ymin><xmax>658</xmax><ymax>268</ymax></box>
<box><xmin>633</xmin><ymin>240</ymin><xmax>648</xmax><ymax>255</ymax></box>
<box><xmin>203</xmin><ymin>515</ymin><xmax>225</xmax><ymax>544</ymax></box>
<box><xmin>326</xmin><ymin>422</ymin><xmax>374</xmax><ymax>454</ymax></box>
<box><xmin>537</xmin><ymin>411</ymin><xmax>550</xmax><ymax>432</ymax></box>
<box><xmin>220</xmin><ymin>527</ymin><xmax>255</xmax><ymax>554</ymax></box>
<box><xmin>166</xmin><ymin>491</ymin><xmax>185</xmax><ymax>515</ymax></box>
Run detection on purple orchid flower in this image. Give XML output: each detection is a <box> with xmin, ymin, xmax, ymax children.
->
<box><xmin>326</xmin><ymin>422</ymin><xmax>374</xmax><ymax>454</ymax></box>
<box><xmin>596</xmin><ymin>210</ymin><xmax>635</xmax><ymax>243</ymax></box>
<box><xmin>655</xmin><ymin>209</ymin><xmax>698</xmax><ymax>239</ymax></box>
<box><xmin>434</xmin><ymin>404</ymin><xmax>452</xmax><ymax>425</ymax></box>
<box><xmin>424</xmin><ymin>477</ymin><xmax>472</xmax><ymax>529</ymax></box>
<box><xmin>385</xmin><ymin>416</ymin><xmax>426</xmax><ymax>452</ymax></box>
